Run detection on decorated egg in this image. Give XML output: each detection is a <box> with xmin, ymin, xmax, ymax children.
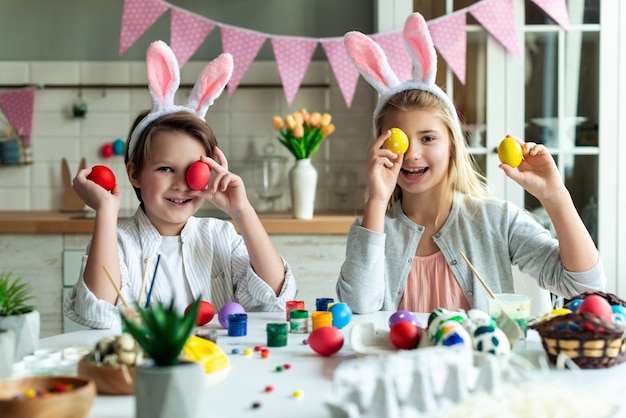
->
<box><xmin>428</xmin><ymin>309</ymin><xmax>468</xmax><ymax>343</ymax></box>
<box><xmin>579</xmin><ymin>295</ymin><xmax>613</xmax><ymax>323</ymax></box>
<box><xmin>186</xmin><ymin>160</ymin><xmax>211</xmax><ymax>190</ymax></box>
<box><xmin>566</xmin><ymin>298</ymin><xmax>583</xmax><ymax>312</ymax></box>
<box><xmin>329</xmin><ymin>303</ymin><xmax>352</xmax><ymax>329</ymax></box>
<box><xmin>463</xmin><ymin>309</ymin><xmax>495</xmax><ymax>334</ymax></box>
<box><xmin>389</xmin><ymin>310</ymin><xmax>422</xmax><ymax>328</ymax></box>
<box><xmin>472</xmin><ymin>325</ymin><xmax>511</xmax><ymax>356</ymax></box>
<box><xmin>218</xmin><ymin>302</ymin><xmax>245</xmax><ymax>328</ymax></box>
<box><xmin>385</xmin><ymin>128</ymin><xmax>409</xmax><ymax>155</ymax></box>
<box><xmin>87</xmin><ymin>165</ymin><xmax>116</xmax><ymax>191</ymax></box>
<box><xmin>611</xmin><ymin>304</ymin><xmax>626</xmax><ymax>324</ymax></box>
<box><xmin>436</xmin><ymin>321</ymin><xmax>472</xmax><ymax>348</ymax></box>
<box><xmin>186</xmin><ymin>300</ymin><xmax>215</xmax><ymax>326</ymax></box>
<box><xmin>308</xmin><ymin>326</ymin><xmax>344</xmax><ymax>356</ymax></box>
<box><xmin>389</xmin><ymin>321</ymin><xmax>421</xmax><ymax>350</ymax></box>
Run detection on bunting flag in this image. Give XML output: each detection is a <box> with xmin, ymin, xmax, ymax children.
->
<box><xmin>428</xmin><ymin>13</ymin><xmax>467</xmax><ymax>84</ymax></box>
<box><xmin>371</xmin><ymin>31</ymin><xmax>413</xmax><ymax>81</ymax></box>
<box><xmin>320</xmin><ymin>38</ymin><xmax>360</xmax><ymax>107</ymax></box>
<box><xmin>471</xmin><ymin>0</ymin><xmax>520</xmax><ymax>57</ymax></box>
<box><xmin>0</xmin><ymin>88</ymin><xmax>36</xmax><ymax>146</ymax></box>
<box><xmin>530</xmin><ymin>0</ymin><xmax>570</xmax><ymax>31</ymax></box>
<box><xmin>221</xmin><ymin>26</ymin><xmax>267</xmax><ymax>96</ymax></box>
<box><xmin>117</xmin><ymin>0</ymin><xmax>568</xmax><ymax>104</ymax></box>
<box><xmin>170</xmin><ymin>9</ymin><xmax>216</xmax><ymax>68</ymax></box>
<box><xmin>119</xmin><ymin>0</ymin><xmax>169</xmax><ymax>56</ymax></box>
<box><xmin>271</xmin><ymin>37</ymin><xmax>319</xmax><ymax>105</ymax></box>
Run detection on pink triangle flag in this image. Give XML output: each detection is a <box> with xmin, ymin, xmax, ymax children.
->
<box><xmin>370</xmin><ymin>31</ymin><xmax>412</xmax><ymax>81</ymax></box>
<box><xmin>119</xmin><ymin>0</ymin><xmax>169</xmax><ymax>56</ymax></box>
<box><xmin>428</xmin><ymin>13</ymin><xmax>467</xmax><ymax>84</ymax></box>
<box><xmin>271</xmin><ymin>36</ymin><xmax>319</xmax><ymax>106</ymax></box>
<box><xmin>170</xmin><ymin>9</ymin><xmax>216</xmax><ymax>68</ymax></box>
<box><xmin>0</xmin><ymin>88</ymin><xmax>36</xmax><ymax>146</ymax></box>
<box><xmin>221</xmin><ymin>26</ymin><xmax>267</xmax><ymax>96</ymax></box>
<box><xmin>320</xmin><ymin>38</ymin><xmax>360</xmax><ymax>107</ymax></box>
<box><xmin>530</xmin><ymin>0</ymin><xmax>570</xmax><ymax>31</ymax></box>
<box><xmin>471</xmin><ymin>0</ymin><xmax>520</xmax><ymax>57</ymax></box>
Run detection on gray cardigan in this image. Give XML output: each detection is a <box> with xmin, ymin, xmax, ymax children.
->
<box><xmin>336</xmin><ymin>193</ymin><xmax>605</xmax><ymax>314</ymax></box>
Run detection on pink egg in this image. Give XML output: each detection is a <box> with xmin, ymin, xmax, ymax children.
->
<box><xmin>308</xmin><ymin>326</ymin><xmax>344</xmax><ymax>356</ymax></box>
<box><xmin>579</xmin><ymin>294</ymin><xmax>613</xmax><ymax>331</ymax></box>
<box><xmin>186</xmin><ymin>160</ymin><xmax>211</xmax><ymax>190</ymax></box>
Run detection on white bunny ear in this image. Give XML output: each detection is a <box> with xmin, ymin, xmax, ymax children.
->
<box><xmin>403</xmin><ymin>13</ymin><xmax>437</xmax><ymax>85</ymax></box>
<box><xmin>344</xmin><ymin>31</ymin><xmax>400</xmax><ymax>95</ymax></box>
<box><xmin>186</xmin><ymin>53</ymin><xmax>233</xmax><ymax>119</ymax></box>
<box><xmin>145</xmin><ymin>41</ymin><xmax>181</xmax><ymax>113</ymax></box>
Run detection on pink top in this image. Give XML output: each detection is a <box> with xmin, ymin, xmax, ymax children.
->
<box><xmin>398</xmin><ymin>251</ymin><xmax>471</xmax><ymax>312</ymax></box>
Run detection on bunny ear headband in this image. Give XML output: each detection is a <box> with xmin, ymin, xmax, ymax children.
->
<box><xmin>127</xmin><ymin>40</ymin><xmax>234</xmax><ymax>160</ymax></box>
<box><xmin>344</xmin><ymin>12</ymin><xmax>461</xmax><ymax>136</ymax></box>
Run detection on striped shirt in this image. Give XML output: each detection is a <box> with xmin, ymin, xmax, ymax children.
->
<box><xmin>64</xmin><ymin>208</ymin><xmax>297</xmax><ymax>329</ymax></box>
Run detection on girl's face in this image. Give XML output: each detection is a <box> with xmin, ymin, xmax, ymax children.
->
<box><xmin>128</xmin><ymin>131</ymin><xmax>207</xmax><ymax>236</ymax></box>
<box><xmin>382</xmin><ymin>108</ymin><xmax>452</xmax><ymax>198</ymax></box>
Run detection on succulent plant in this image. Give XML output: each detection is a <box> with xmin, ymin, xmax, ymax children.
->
<box><xmin>0</xmin><ymin>272</ymin><xmax>35</xmax><ymax>316</ymax></box>
<box><xmin>120</xmin><ymin>298</ymin><xmax>200</xmax><ymax>367</ymax></box>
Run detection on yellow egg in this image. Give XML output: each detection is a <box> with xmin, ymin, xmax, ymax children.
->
<box><xmin>385</xmin><ymin>128</ymin><xmax>409</xmax><ymax>155</ymax></box>
<box><xmin>497</xmin><ymin>136</ymin><xmax>523</xmax><ymax>168</ymax></box>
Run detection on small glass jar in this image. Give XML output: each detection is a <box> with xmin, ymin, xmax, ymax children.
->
<box><xmin>286</xmin><ymin>300</ymin><xmax>305</xmax><ymax>321</ymax></box>
<box><xmin>227</xmin><ymin>313</ymin><xmax>248</xmax><ymax>336</ymax></box>
<box><xmin>289</xmin><ymin>309</ymin><xmax>309</xmax><ymax>334</ymax></box>
<box><xmin>316</xmin><ymin>297</ymin><xmax>334</xmax><ymax>312</ymax></box>
<box><xmin>266</xmin><ymin>323</ymin><xmax>288</xmax><ymax>347</ymax></box>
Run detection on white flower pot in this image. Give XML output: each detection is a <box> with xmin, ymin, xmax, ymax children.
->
<box><xmin>0</xmin><ymin>328</ymin><xmax>15</xmax><ymax>378</ymax></box>
<box><xmin>135</xmin><ymin>361</ymin><xmax>204</xmax><ymax>418</ymax></box>
<box><xmin>289</xmin><ymin>158</ymin><xmax>318</xmax><ymax>220</ymax></box>
<box><xmin>0</xmin><ymin>310</ymin><xmax>39</xmax><ymax>362</ymax></box>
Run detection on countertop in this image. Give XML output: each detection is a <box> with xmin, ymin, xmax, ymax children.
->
<box><xmin>0</xmin><ymin>210</ymin><xmax>358</xmax><ymax>235</ymax></box>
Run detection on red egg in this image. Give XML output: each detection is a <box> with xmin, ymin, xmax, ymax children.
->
<box><xmin>186</xmin><ymin>161</ymin><xmax>211</xmax><ymax>190</ymax></box>
<box><xmin>185</xmin><ymin>300</ymin><xmax>215</xmax><ymax>325</ymax></box>
<box><xmin>389</xmin><ymin>321</ymin><xmax>421</xmax><ymax>350</ymax></box>
<box><xmin>579</xmin><ymin>294</ymin><xmax>613</xmax><ymax>331</ymax></box>
<box><xmin>101</xmin><ymin>143</ymin><xmax>114</xmax><ymax>158</ymax></box>
<box><xmin>308</xmin><ymin>326</ymin><xmax>344</xmax><ymax>356</ymax></box>
<box><xmin>87</xmin><ymin>165</ymin><xmax>116</xmax><ymax>191</ymax></box>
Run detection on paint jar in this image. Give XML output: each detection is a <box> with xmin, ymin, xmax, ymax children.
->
<box><xmin>316</xmin><ymin>297</ymin><xmax>334</xmax><ymax>311</ymax></box>
<box><xmin>266</xmin><ymin>323</ymin><xmax>288</xmax><ymax>347</ymax></box>
<box><xmin>311</xmin><ymin>311</ymin><xmax>333</xmax><ymax>330</ymax></box>
<box><xmin>286</xmin><ymin>300</ymin><xmax>305</xmax><ymax>321</ymax></box>
<box><xmin>227</xmin><ymin>313</ymin><xmax>248</xmax><ymax>336</ymax></box>
<box><xmin>289</xmin><ymin>309</ymin><xmax>309</xmax><ymax>334</ymax></box>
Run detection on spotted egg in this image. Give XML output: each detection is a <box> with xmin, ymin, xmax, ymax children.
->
<box><xmin>463</xmin><ymin>309</ymin><xmax>495</xmax><ymax>334</ymax></box>
<box><xmin>566</xmin><ymin>298</ymin><xmax>583</xmax><ymax>313</ymax></box>
<box><xmin>389</xmin><ymin>310</ymin><xmax>422</xmax><ymax>329</ymax></box>
<box><xmin>472</xmin><ymin>324</ymin><xmax>511</xmax><ymax>356</ymax></box>
<box><xmin>427</xmin><ymin>309</ymin><xmax>468</xmax><ymax>343</ymax></box>
<box><xmin>436</xmin><ymin>320</ymin><xmax>472</xmax><ymax>349</ymax></box>
<box><xmin>611</xmin><ymin>304</ymin><xmax>626</xmax><ymax>324</ymax></box>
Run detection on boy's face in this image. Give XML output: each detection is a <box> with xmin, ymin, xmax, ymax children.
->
<box><xmin>128</xmin><ymin>131</ymin><xmax>207</xmax><ymax>236</ymax></box>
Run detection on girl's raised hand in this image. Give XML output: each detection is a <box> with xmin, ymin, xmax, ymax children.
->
<box><xmin>199</xmin><ymin>147</ymin><xmax>250</xmax><ymax>215</ymax></box>
<box><xmin>498</xmin><ymin>138</ymin><xmax>565</xmax><ymax>203</ymax></box>
<box><xmin>72</xmin><ymin>166</ymin><xmax>122</xmax><ymax>213</ymax></box>
<box><xmin>366</xmin><ymin>130</ymin><xmax>404</xmax><ymax>203</ymax></box>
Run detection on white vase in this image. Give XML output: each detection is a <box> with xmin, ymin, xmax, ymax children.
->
<box><xmin>0</xmin><ymin>329</ymin><xmax>15</xmax><ymax>378</ymax></box>
<box><xmin>0</xmin><ymin>310</ymin><xmax>39</xmax><ymax>362</ymax></box>
<box><xmin>135</xmin><ymin>361</ymin><xmax>204</xmax><ymax>418</ymax></box>
<box><xmin>289</xmin><ymin>158</ymin><xmax>318</xmax><ymax>220</ymax></box>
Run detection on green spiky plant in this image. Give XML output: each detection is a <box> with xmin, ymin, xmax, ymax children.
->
<box><xmin>0</xmin><ymin>272</ymin><xmax>35</xmax><ymax>316</ymax></box>
<box><xmin>120</xmin><ymin>298</ymin><xmax>200</xmax><ymax>367</ymax></box>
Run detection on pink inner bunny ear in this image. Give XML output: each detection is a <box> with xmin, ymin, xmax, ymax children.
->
<box><xmin>146</xmin><ymin>41</ymin><xmax>180</xmax><ymax>107</ymax></box>
<box><xmin>187</xmin><ymin>53</ymin><xmax>233</xmax><ymax>118</ymax></box>
<box><xmin>344</xmin><ymin>31</ymin><xmax>399</xmax><ymax>93</ymax></box>
<box><xmin>404</xmin><ymin>13</ymin><xmax>437</xmax><ymax>84</ymax></box>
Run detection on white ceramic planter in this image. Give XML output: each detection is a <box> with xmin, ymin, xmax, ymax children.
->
<box><xmin>135</xmin><ymin>361</ymin><xmax>204</xmax><ymax>418</ymax></box>
<box><xmin>289</xmin><ymin>158</ymin><xmax>318</xmax><ymax>220</ymax></box>
<box><xmin>0</xmin><ymin>310</ymin><xmax>40</xmax><ymax>362</ymax></box>
<box><xmin>0</xmin><ymin>328</ymin><xmax>15</xmax><ymax>378</ymax></box>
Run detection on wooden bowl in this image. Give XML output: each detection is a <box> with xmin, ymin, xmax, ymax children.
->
<box><xmin>0</xmin><ymin>375</ymin><xmax>96</xmax><ymax>418</ymax></box>
<box><xmin>77</xmin><ymin>359</ymin><xmax>136</xmax><ymax>395</ymax></box>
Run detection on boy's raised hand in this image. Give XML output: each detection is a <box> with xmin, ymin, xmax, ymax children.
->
<box><xmin>200</xmin><ymin>147</ymin><xmax>250</xmax><ymax>215</ymax></box>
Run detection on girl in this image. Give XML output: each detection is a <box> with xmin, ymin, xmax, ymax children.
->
<box><xmin>65</xmin><ymin>41</ymin><xmax>297</xmax><ymax>329</ymax></box>
<box><xmin>336</xmin><ymin>13</ymin><xmax>604</xmax><ymax>314</ymax></box>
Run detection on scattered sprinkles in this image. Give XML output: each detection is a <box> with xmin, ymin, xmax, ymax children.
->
<box><xmin>302</xmin><ymin>339</ymin><xmax>308</xmax><ymax>345</ymax></box>
<box><xmin>264</xmin><ymin>385</ymin><xmax>274</xmax><ymax>393</ymax></box>
<box><xmin>292</xmin><ymin>389</ymin><xmax>304</xmax><ymax>399</ymax></box>
<box><xmin>243</xmin><ymin>348</ymin><xmax>253</xmax><ymax>356</ymax></box>
<box><xmin>283</xmin><ymin>363</ymin><xmax>291</xmax><ymax>370</ymax></box>
<box><xmin>276</xmin><ymin>365</ymin><xmax>284</xmax><ymax>372</ymax></box>
<box><xmin>254</xmin><ymin>345</ymin><xmax>263</xmax><ymax>352</ymax></box>
<box><xmin>231</xmin><ymin>348</ymin><xmax>241</xmax><ymax>355</ymax></box>
<box><xmin>251</xmin><ymin>401</ymin><xmax>262</xmax><ymax>409</ymax></box>
<box><xmin>261</xmin><ymin>349</ymin><xmax>270</xmax><ymax>359</ymax></box>
<box><xmin>13</xmin><ymin>382</ymin><xmax>74</xmax><ymax>400</ymax></box>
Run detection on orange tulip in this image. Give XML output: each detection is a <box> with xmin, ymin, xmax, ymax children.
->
<box><xmin>309</xmin><ymin>112</ymin><xmax>321</xmax><ymax>127</ymax></box>
<box><xmin>321</xmin><ymin>124</ymin><xmax>335</xmax><ymax>136</ymax></box>
<box><xmin>320</xmin><ymin>113</ymin><xmax>332</xmax><ymax>126</ymax></box>
<box><xmin>285</xmin><ymin>114</ymin><xmax>296</xmax><ymax>130</ymax></box>
<box><xmin>293</xmin><ymin>124</ymin><xmax>304</xmax><ymax>138</ymax></box>
<box><xmin>294</xmin><ymin>111</ymin><xmax>303</xmax><ymax>126</ymax></box>
<box><xmin>272</xmin><ymin>116</ymin><xmax>284</xmax><ymax>130</ymax></box>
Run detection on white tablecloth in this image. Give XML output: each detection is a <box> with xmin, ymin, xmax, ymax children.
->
<box><xmin>13</xmin><ymin>311</ymin><xmax>626</xmax><ymax>417</ymax></box>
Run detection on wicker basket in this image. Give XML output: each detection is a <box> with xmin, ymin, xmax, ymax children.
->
<box><xmin>529</xmin><ymin>292</ymin><xmax>626</xmax><ymax>369</ymax></box>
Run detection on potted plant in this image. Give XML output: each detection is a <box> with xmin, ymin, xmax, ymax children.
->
<box><xmin>0</xmin><ymin>271</ymin><xmax>39</xmax><ymax>362</ymax></box>
<box><xmin>121</xmin><ymin>298</ymin><xmax>204</xmax><ymax>418</ymax></box>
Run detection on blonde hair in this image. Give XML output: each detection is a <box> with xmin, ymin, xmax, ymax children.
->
<box><xmin>374</xmin><ymin>89</ymin><xmax>489</xmax><ymax>206</ymax></box>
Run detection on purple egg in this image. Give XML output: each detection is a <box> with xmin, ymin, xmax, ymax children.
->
<box><xmin>389</xmin><ymin>310</ymin><xmax>423</xmax><ymax>329</ymax></box>
<box><xmin>218</xmin><ymin>302</ymin><xmax>246</xmax><ymax>328</ymax></box>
